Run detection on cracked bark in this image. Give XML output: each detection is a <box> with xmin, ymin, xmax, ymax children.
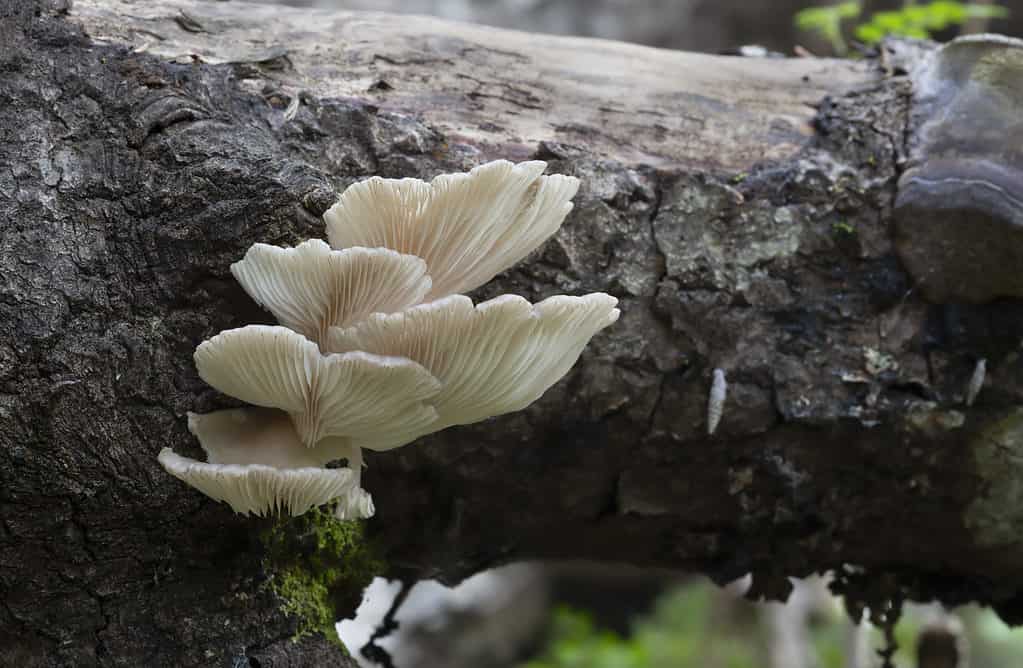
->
<box><xmin>3</xmin><ymin>0</ymin><xmax>1023</xmax><ymax>666</ymax></box>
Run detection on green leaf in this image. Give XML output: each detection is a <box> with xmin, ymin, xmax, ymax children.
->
<box><xmin>835</xmin><ymin>1</ymin><xmax>863</xmax><ymax>19</ymax></box>
<box><xmin>902</xmin><ymin>25</ymin><xmax>932</xmax><ymax>38</ymax></box>
<box><xmin>871</xmin><ymin>10</ymin><xmax>908</xmax><ymax>31</ymax></box>
<box><xmin>795</xmin><ymin>1</ymin><xmax>862</xmax><ymax>29</ymax></box>
<box><xmin>794</xmin><ymin>2</ymin><xmax>862</xmax><ymax>55</ymax></box>
<box><xmin>854</xmin><ymin>23</ymin><xmax>887</xmax><ymax>44</ymax></box>
<box><xmin>902</xmin><ymin>6</ymin><xmax>930</xmax><ymax>25</ymax></box>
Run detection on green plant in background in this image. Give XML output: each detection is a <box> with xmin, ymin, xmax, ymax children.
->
<box><xmin>856</xmin><ymin>1</ymin><xmax>1009</xmax><ymax>43</ymax></box>
<box><xmin>520</xmin><ymin>578</ymin><xmax>1023</xmax><ymax>668</ymax></box>
<box><xmin>638</xmin><ymin>585</ymin><xmax>758</xmax><ymax>668</ymax></box>
<box><xmin>795</xmin><ymin>1</ymin><xmax>1009</xmax><ymax>54</ymax></box>
<box><xmin>520</xmin><ymin>583</ymin><xmax>759</xmax><ymax>668</ymax></box>
<box><xmin>519</xmin><ymin>608</ymin><xmax>650</xmax><ymax>668</ymax></box>
<box><xmin>795</xmin><ymin>1</ymin><xmax>862</xmax><ymax>55</ymax></box>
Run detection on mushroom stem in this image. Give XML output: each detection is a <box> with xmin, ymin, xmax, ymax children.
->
<box><xmin>331</xmin><ymin>443</ymin><xmax>376</xmax><ymax>520</ymax></box>
<box><xmin>347</xmin><ymin>445</ymin><xmax>364</xmax><ymax>482</ymax></box>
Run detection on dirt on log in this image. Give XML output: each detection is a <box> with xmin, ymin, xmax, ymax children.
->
<box><xmin>3</xmin><ymin>0</ymin><xmax>1023</xmax><ymax>665</ymax></box>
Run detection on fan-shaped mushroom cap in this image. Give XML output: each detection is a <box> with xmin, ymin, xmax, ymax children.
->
<box><xmin>309</xmin><ymin>437</ymin><xmax>377</xmax><ymax>520</ymax></box>
<box><xmin>230</xmin><ymin>239</ymin><xmax>432</xmax><ymax>345</ymax></box>
<box><xmin>194</xmin><ymin>325</ymin><xmax>441</xmax><ymax>447</ymax></box>
<box><xmin>335</xmin><ymin>487</ymin><xmax>376</xmax><ymax>521</ymax></box>
<box><xmin>187</xmin><ymin>407</ymin><xmax>324</xmax><ymax>468</ymax></box>
<box><xmin>157</xmin><ymin>448</ymin><xmax>357</xmax><ymax>517</ymax></box>
<box><xmin>326</xmin><ymin>292</ymin><xmax>620</xmax><ymax>450</ymax></box>
<box><xmin>324</xmin><ymin>160</ymin><xmax>580</xmax><ymax>299</ymax></box>
<box><xmin>163</xmin><ymin>409</ymin><xmax>375</xmax><ymax>518</ymax></box>
<box><xmin>895</xmin><ymin>34</ymin><xmax>1023</xmax><ymax>302</ymax></box>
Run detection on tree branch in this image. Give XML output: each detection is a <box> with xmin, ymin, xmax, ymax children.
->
<box><xmin>3</xmin><ymin>0</ymin><xmax>1023</xmax><ymax>664</ymax></box>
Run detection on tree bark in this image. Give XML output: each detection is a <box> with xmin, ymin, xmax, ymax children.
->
<box><xmin>3</xmin><ymin>0</ymin><xmax>1023</xmax><ymax>665</ymax></box>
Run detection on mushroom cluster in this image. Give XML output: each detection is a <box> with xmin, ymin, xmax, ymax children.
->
<box><xmin>158</xmin><ymin>160</ymin><xmax>620</xmax><ymax>519</ymax></box>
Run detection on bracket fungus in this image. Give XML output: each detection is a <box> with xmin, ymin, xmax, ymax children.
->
<box><xmin>894</xmin><ymin>34</ymin><xmax>1023</xmax><ymax>303</ymax></box>
<box><xmin>159</xmin><ymin>160</ymin><xmax>618</xmax><ymax>519</ymax></box>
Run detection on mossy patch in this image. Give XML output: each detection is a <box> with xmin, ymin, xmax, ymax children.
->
<box><xmin>262</xmin><ymin>506</ymin><xmax>384</xmax><ymax>647</ymax></box>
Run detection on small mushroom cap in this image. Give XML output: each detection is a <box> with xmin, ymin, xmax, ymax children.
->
<box><xmin>324</xmin><ymin>160</ymin><xmax>580</xmax><ymax>299</ymax></box>
<box><xmin>335</xmin><ymin>487</ymin><xmax>375</xmax><ymax>521</ymax></box>
<box><xmin>194</xmin><ymin>325</ymin><xmax>441</xmax><ymax>447</ymax></box>
<box><xmin>895</xmin><ymin>34</ymin><xmax>1023</xmax><ymax>302</ymax></box>
<box><xmin>157</xmin><ymin>448</ymin><xmax>357</xmax><ymax>517</ymax></box>
<box><xmin>327</xmin><ymin>292</ymin><xmax>620</xmax><ymax>450</ymax></box>
<box><xmin>230</xmin><ymin>239</ymin><xmax>432</xmax><ymax>345</ymax></box>
<box><xmin>187</xmin><ymin>407</ymin><xmax>323</xmax><ymax>468</ymax></box>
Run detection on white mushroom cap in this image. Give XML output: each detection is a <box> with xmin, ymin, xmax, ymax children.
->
<box><xmin>310</xmin><ymin>437</ymin><xmax>376</xmax><ymax>520</ymax></box>
<box><xmin>335</xmin><ymin>487</ymin><xmax>376</xmax><ymax>521</ymax></box>
<box><xmin>194</xmin><ymin>325</ymin><xmax>441</xmax><ymax>447</ymax></box>
<box><xmin>187</xmin><ymin>407</ymin><xmax>323</xmax><ymax>468</ymax></box>
<box><xmin>159</xmin><ymin>409</ymin><xmax>376</xmax><ymax>518</ymax></box>
<box><xmin>230</xmin><ymin>239</ymin><xmax>431</xmax><ymax>345</ymax></box>
<box><xmin>157</xmin><ymin>448</ymin><xmax>357</xmax><ymax>517</ymax></box>
<box><xmin>326</xmin><ymin>292</ymin><xmax>620</xmax><ymax>450</ymax></box>
<box><xmin>324</xmin><ymin>160</ymin><xmax>580</xmax><ymax>299</ymax></box>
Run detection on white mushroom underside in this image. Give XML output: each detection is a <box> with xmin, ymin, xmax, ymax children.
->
<box><xmin>165</xmin><ymin>159</ymin><xmax>606</xmax><ymax>519</ymax></box>
<box><xmin>335</xmin><ymin>486</ymin><xmax>376</xmax><ymax>521</ymax></box>
<box><xmin>324</xmin><ymin>160</ymin><xmax>580</xmax><ymax>299</ymax></box>
<box><xmin>157</xmin><ymin>448</ymin><xmax>357</xmax><ymax>517</ymax></box>
<box><xmin>194</xmin><ymin>325</ymin><xmax>441</xmax><ymax>447</ymax></box>
<box><xmin>187</xmin><ymin>407</ymin><xmax>323</xmax><ymax>468</ymax></box>
<box><xmin>178</xmin><ymin>409</ymin><xmax>375</xmax><ymax>518</ymax></box>
<box><xmin>326</xmin><ymin>292</ymin><xmax>620</xmax><ymax>451</ymax></box>
<box><xmin>230</xmin><ymin>240</ymin><xmax>431</xmax><ymax>345</ymax></box>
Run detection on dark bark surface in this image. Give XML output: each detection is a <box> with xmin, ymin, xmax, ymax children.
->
<box><xmin>1</xmin><ymin>2</ymin><xmax>362</xmax><ymax>666</ymax></box>
<box><xmin>3</xmin><ymin>1</ymin><xmax>1023</xmax><ymax>666</ymax></box>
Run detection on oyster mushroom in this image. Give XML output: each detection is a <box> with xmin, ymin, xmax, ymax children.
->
<box><xmin>193</xmin><ymin>324</ymin><xmax>441</xmax><ymax>447</ymax></box>
<box><xmin>162</xmin><ymin>159</ymin><xmax>612</xmax><ymax>520</ymax></box>
<box><xmin>230</xmin><ymin>239</ymin><xmax>431</xmax><ymax>346</ymax></box>
<box><xmin>157</xmin><ymin>409</ymin><xmax>358</xmax><ymax>517</ymax></box>
<box><xmin>326</xmin><ymin>292</ymin><xmax>620</xmax><ymax>452</ymax></box>
<box><xmin>324</xmin><ymin>160</ymin><xmax>580</xmax><ymax>299</ymax></box>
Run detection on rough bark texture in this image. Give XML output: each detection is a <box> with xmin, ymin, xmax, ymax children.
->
<box><xmin>3</xmin><ymin>0</ymin><xmax>1023</xmax><ymax>666</ymax></box>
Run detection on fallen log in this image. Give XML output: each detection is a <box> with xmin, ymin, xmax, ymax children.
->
<box><xmin>3</xmin><ymin>0</ymin><xmax>1023</xmax><ymax>664</ymax></box>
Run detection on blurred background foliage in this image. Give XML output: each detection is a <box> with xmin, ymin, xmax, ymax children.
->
<box><xmin>795</xmin><ymin>1</ymin><xmax>1009</xmax><ymax>55</ymax></box>
<box><xmin>521</xmin><ymin>578</ymin><xmax>1023</xmax><ymax>668</ymax></box>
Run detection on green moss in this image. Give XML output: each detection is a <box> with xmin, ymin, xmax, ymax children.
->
<box><xmin>262</xmin><ymin>506</ymin><xmax>384</xmax><ymax>647</ymax></box>
<box><xmin>832</xmin><ymin>221</ymin><xmax>856</xmax><ymax>236</ymax></box>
